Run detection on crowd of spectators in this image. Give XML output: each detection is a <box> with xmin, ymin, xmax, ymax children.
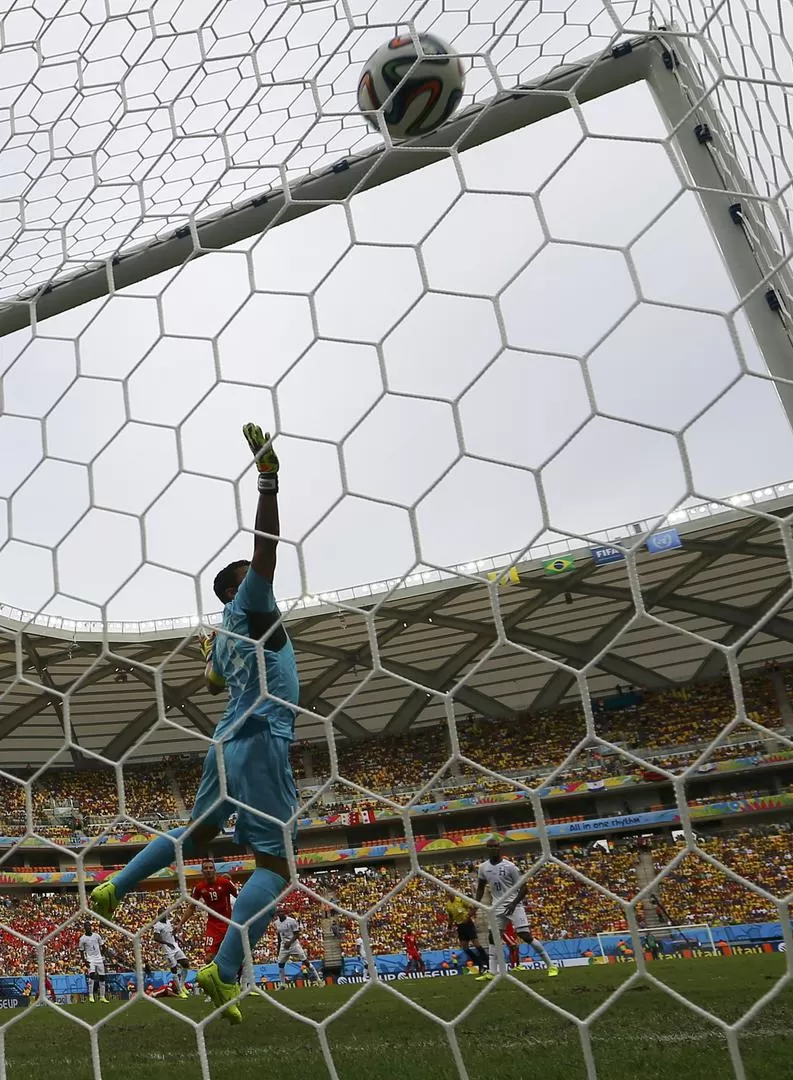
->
<box><xmin>3</xmin><ymin>824</ymin><xmax>789</xmax><ymax>977</ymax></box>
<box><xmin>298</xmin><ymin>669</ymin><xmax>784</xmax><ymax>795</ymax></box>
<box><xmin>0</xmin><ymin>763</ymin><xmax>181</xmax><ymax>838</ymax></box>
<box><xmin>308</xmin><ymin>730</ymin><xmax>450</xmax><ymax>796</ymax></box>
<box><xmin>0</xmin><ymin>885</ymin><xmax>322</xmax><ymax>976</ymax></box>
<box><xmin>2</xmin><ymin>737</ymin><xmax>781</xmax><ymax>840</ymax></box>
<box><xmin>651</xmin><ymin>826</ymin><xmax>793</xmax><ymax>924</ymax></box>
<box><xmin>0</xmin><ymin>853</ymin><xmax>631</xmax><ymax>975</ymax></box>
<box><xmin>0</xmin><ymin>670</ymin><xmax>789</xmax><ymax>840</ymax></box>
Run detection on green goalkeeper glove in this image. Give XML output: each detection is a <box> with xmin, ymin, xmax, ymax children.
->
<box><xmin>199</xmin><ymin>631</ymin><xmax>215</xmax><ymax>662</ymax></box>
<box><xmin>199</xmin><ymin>631</ymin><xmax>226</xmax><ymax>691</ymax></box>
<box><xmin>243</xmin><ymin>423</ymin><xmax>279</xmax><ymax>493</ymax></box>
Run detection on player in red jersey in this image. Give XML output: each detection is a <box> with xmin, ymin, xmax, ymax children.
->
<box><xmin>191</xmin><ymin>859</ymin><xmax>238</xmax><ymax>962</ymax></box>
<box><xmin>404</xmin><ymin>929</ymin><xmax>425</xmax><ymax>975</ymax></box>
<box><xmin>501</xmin><ymin>921</ymin><xmax>521</xmax><ymax>968</ymax></box>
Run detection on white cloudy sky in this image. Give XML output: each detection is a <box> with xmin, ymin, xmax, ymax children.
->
<box><xmin>0</xmin><ymin>0</ymin><xmax>792</xmax><ymax>627</ymax></box>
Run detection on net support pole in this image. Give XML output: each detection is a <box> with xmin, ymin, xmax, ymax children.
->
<box><xmin>644</xmin><ymin>34</ymin><xmax>793</xmax><ymax>433</ymax></box>
<box><xmin>706</xmin><ymin>923</ymin><xmax>718</xmax><ymax>956</ymax></box>
<box><xmin>0</xmin><ymin>37</ymin><xmax>655</xmax><ymax>339</ymax></box>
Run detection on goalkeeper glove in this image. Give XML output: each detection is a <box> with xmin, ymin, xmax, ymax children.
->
<box><xmin>199</xmin><ymin>632</ymin><xmax>226</xmax><ymax>691</ymax></box>
<box><xmin>243</xmin><ymin>423</ymin><xmax>279</xmax><ymax>494</ymax></box>
<box><xmin>199</xmin><ymin>631</ymin><xmax>215</xmax><ymax>662</ymax></box>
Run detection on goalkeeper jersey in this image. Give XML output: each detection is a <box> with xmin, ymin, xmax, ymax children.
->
<box><xmin>213</xmin><ymin>567</ymin><xmax>299</xmax><ymax>742</ymax></box>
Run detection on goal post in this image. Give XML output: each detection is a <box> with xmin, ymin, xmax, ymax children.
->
<box><xmin>642</xmin><ymin>25</ymin><xmax>793</xmax><ymax>430</ymax></box>
<box><xmin>596</xmin><ymin>924</ymin><xmax>719</xmax><ymax>960</ymax></box>
<box><xmin>2</xmin><ymin>3</ymin><xmax>793</xmax><ymax>1078</ymax></box>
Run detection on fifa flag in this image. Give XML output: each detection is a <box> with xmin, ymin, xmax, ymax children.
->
<box><xmin>591</xmin><ymin>546</ymin><xmax>625</xmax><ymax>566</ymax></box>
<box><xmin>487</xmin><ymin>566</ymin><xmax>520</xmax><ymax>586</ymax></box>
<box><xmin>544</xmin><ymin>556</ymin><xmax>575</xmax><ymax>575</ymax></box>
<box><xmin>646</xmin><ymin>527</ymin><xmax>683</xmax><ymax>554</ymax></box>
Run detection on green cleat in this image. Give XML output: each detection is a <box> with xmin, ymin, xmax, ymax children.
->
<box><xmin>197</xmin><ymin>963</ymin><xmax>242</xmax><ymax>1025</ymax></box>
<box><xmin>547</xmin><ymin>966</ymin><xmax>560</xmax><ymax>977</ymax></box>
<box><xmin>90</xmin><ymin>880</ymin><xmax>119</xmax><ymax>919</ymax></box>
<box><xmin>475</xmin><ymin>972</ymin><xmax>495</xmax><ymax>981</ymax></box>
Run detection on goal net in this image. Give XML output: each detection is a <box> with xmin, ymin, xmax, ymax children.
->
<box><xmin>597</xmin><ymin>924</ymin><xmax>719</xmax><ymax>959</ymax></box>
<box><xmin>0</xmin><ymin>0</ymin><xmax>792</xmax><ymax>1077</ymax></box>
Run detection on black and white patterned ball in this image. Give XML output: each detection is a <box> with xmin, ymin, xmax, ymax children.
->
<box><xmin>357</xmin><ymin>33</ymin><xmax>465</xmax><ymax>140</ymax></box>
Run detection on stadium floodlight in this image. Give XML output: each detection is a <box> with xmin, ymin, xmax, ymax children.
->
<box><xmin>1</xmin><ymin>1</ymin><xmax>793</xmax><ymax>1077</ymax></box>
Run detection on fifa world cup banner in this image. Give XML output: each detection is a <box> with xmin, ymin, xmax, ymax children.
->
<box><xmin>1</xmin><ymin>748</ymin><xmax>791</xmax><ymax>853</ymax></box>
<box><xmin>2</xmin><ymin>795</ymin><xmax>793</xmax><ymax>884</ymax></box>
<box><xmin>8</xmin><ymin>924</ymin><xmax>786</xmax><ymax>989</ymax></box>
<box><xmin>0</xmin><ymin>978</ymin><xmax>30</xmax><ymax>1008</ymax></box>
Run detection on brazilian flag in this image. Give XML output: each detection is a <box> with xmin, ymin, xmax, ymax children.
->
<box><xmin>543</xmin><ymin>556</ymin><xmax>575</xmax><ymax>575</ymax></box>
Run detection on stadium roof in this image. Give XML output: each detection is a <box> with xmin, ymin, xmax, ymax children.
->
<box><xmin>2</xmin><ymin>487</ymin><xmax>793</xmax><ymax>771</ymax></box>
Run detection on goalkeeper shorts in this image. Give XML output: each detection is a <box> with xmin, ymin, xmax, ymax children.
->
<box><xmin>190</xmin><ymin>719</ymin><xmax>298</xmax><ymax>857</ymax></box>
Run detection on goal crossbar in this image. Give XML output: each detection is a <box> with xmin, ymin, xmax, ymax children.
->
<box><xmin>6</xmin><ymin>26</ymin><xmax>793</xmax><ymax>438</ymax></box>
<box><xmin>0</xmin><ymin>35</ymin><xmax>654</xmax><ymax>338</ymax></box>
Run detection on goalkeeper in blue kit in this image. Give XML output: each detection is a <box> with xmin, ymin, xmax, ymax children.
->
<box><xmin>91</xmin><ymin>424</ymin><xmax>299</xmax><ymax>1023</ymax></box>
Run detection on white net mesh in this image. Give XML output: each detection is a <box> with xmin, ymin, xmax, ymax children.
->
<box><xmin>0</xmin><ymin>0</ymin><xmax>792</xmax><ymax>1076</ymax></box>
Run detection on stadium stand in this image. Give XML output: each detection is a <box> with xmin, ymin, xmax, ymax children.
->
<box><xmin>0</xmin><ymin>762</ymin><xmax>179</xmax><ymax>831</ymax></box>
<box><xmin>0</xmin><ymin>665</ymin><xmax>791</xmax><ymax>981</ymax></box>
<box><xmin>650</xmin><ymin>827</ymin><xmax>793</xmax><ymax>924</ymax></box>
<box><xmin>1</xmin><ymin>825</ymin><xmax>790</xmax><ymax>975</ymax></box>
<box><xmin>0</xmin><ymin>670</ymin><xmax>787</xmax><ymax>836</ymax></box>
<box><xmin>302</xmin><ymin>671</ymin><xmax>784</xmax><ymax>794</ymax></box>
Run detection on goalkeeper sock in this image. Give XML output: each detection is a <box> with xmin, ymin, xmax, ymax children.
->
<box><xmin>111</xmin><ymin>827</ymin><xmax>202</xmax><ymax>899</ymax></box>
<box><xmin>489</xmin><ymin>945</ymin><xmax>498</xmax><ymax>975</ymax></box>
<box><xmin>214</xmin><ymin>867</ymin><xmax>285</xmax><ymax>985</ymax></box>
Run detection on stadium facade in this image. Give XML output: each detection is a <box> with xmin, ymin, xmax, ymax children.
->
<box><xmin>0</xmin><ymin>491</ymin><xmax>792</xmax><ymax>986</ymax></box>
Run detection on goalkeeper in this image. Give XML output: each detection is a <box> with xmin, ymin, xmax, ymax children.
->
<box><xmin>91</xmin><ymin>424</ymin><xmax>298</xmax><ymax>1024</ymax></box>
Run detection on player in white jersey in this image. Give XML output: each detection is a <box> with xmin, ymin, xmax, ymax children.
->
<box><xmin>153</xmin><ymin>911</ymin><xmax>191</xmax><ymax>997</ymax></box>
<box><xmin>355</xmin><ymin>934</ymin><xmax>370</xmax><ymax>981</ymax></box>
<box><xmin>274</xmin><ymin>908</ymin><xmax>319</xmax><ymax>986</ymax></box>
<box><xmin>78</xmin><ymin>920</ymin><xmax>109</xmax><ymax>1003</ymax></box>
<box><xmin>475</xmin><ymin>837</ymin><xmax>559</xmax><ymax>979</ymax></box>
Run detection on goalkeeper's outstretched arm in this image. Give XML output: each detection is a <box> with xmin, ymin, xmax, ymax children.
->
<box><xmin>251</xmin><ymin>478</ymin><xmax>279</xmax><ymax>583</ymax></box>
<box><xmin>242</xmin><ymin>423</ymin><xmax>280</xmax><ymax>584</ymax></box>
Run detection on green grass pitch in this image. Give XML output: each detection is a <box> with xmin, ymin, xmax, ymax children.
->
<box><xmin>4</xmin><ymin>955</ymin><xmax>790</xmax><ymax>1079</ymax></box>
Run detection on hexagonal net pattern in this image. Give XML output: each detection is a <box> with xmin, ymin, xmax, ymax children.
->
<box><xmin>0</xmin><ymin>0</ymin><xmax>792</xmax><ymax>1077</ymax></box>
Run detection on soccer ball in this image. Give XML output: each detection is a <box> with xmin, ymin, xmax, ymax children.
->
<box><xmin>357</xmin><ymin>33</ymin><xmax>465</xmax><ymax>140</ymax></box>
